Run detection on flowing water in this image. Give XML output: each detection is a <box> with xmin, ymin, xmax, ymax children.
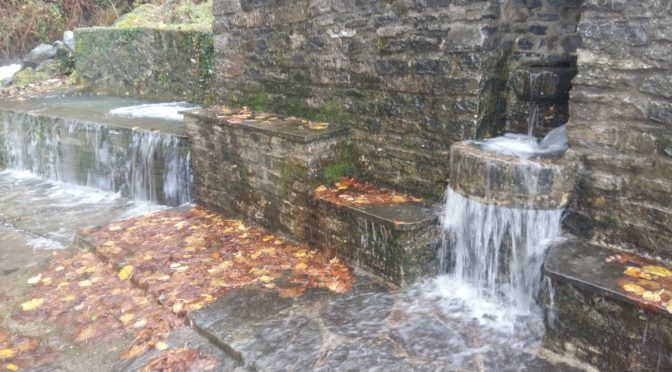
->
<box><xmin>0</xmin><ymin>97</ymin><xmax>195</xmax><ymax>205</ymax></box>
<box><xmin>0</xmin><ymin>95</ymin><xmax>191</xmax><ymax>271</ymax></box>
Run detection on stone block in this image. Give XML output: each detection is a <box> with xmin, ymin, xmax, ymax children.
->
<box><xmin>310</xmin><ymin>199</ymin><xmax>439</xmax><ymax>286</ymax></box>
<box><xmin>543</xmin><ymin>239</ymin><xmax>672</xmax><ymax>371</ymax></box>
<box><xmin>184</xmin><ymin>109</ymin><xmax>349</xmax><ymax>241</ymax></box>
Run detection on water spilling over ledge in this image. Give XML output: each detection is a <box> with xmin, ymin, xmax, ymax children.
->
<box><xmin>0</xmin><ymin>96</ymin><xmax>193</xmax><ymax>206</ymax></box>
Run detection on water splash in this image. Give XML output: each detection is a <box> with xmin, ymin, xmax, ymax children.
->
<box><xmin>478</xmin><ymin>125</ymin><xmax>567</xmax><ymax>157</ymax></box>
<box><xmin>439</xmin><ymin>188</ymin><xmax>563</xmax><ymax>312</ymax></box>
<box><xmin>1</xmin><ymin>111</ymin><xmax>191</xmax><ymax>205</ymax></box>
<box><xmin>109</xmin><ymin>102</ymin><xmax>197</xmax><ymax>121</ymax></box>
<box><xmin>0</xmin><ymin>64</ymin><xmax>21</xmax><ymax>86</ymax></box>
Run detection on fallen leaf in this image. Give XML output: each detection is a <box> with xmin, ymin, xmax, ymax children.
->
<box><xmin>27</xmin><ymin>274</ymin><xmax>42</xmax><ymax>285</ymax></box>
<box><xmin>155</xmin><ymin>342</ymin><xmax>168</xmax><ymax>351</ymax></box>
<box><xmin>622</xmin><ymin>283</ymin><xmax>646</xmax><ymax>296</ymax></box>
<box><xmin>0</xmin><ymin>348</ymin><xmax>15</xmax><ymax>358</ymax></box>
<box><xmin>20</xmin><ymin>298</ymin><xmax>44</xmax><ymax>311</ymax></box>
<box><xmin>642</xmin><ymin>265</ymin><xmax>672</xmax><ymax>277</ymax></box>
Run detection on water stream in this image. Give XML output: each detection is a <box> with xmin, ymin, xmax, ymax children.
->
<box><xmin>0</xmin><ymin>99</ymin><xmax>194</xmax><ymax>205</ymax></box>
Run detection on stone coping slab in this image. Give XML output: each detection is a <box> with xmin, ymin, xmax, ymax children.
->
<box><xmin>182</xmin><ymin>108</ymin><xmax>348</xmax><ymax>144</ymax></box>
<box><xmin>0</xmin><ymin>95</ymin><xmax>191</xmax><ymax>137</ymax></box>
<box><xmin>545</xmin><ymin>237</ymin><xmax>672</xmax><ymax>318</ymax></box>
<box><xmin>327</xmin><ymin>201</ymin><xmax>438</xmax><ymax>232</ymax></box>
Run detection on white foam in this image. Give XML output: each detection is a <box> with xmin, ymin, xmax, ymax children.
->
<box><xmin>27</xmin><ymin>236</ymin><xmax>64</xmax><ymax>250</ymax></box>
<box><xmin>109</xmin><ymin>102</ymin><xmax>198</xmax><ymax>121</ymax></box>
<box><xmin>0</xmin><ymin>63</ymin><xmax>21</xmax><ymax>82</ymax></box>
<box><xmin>478</xmin><ymin>125</ymin><xmax>567</xmax><ymax>157</ymax></box>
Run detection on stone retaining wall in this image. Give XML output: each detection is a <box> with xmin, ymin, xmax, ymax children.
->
<box><xmin>210</xmin><ymin>0</ymin><xmax>584</xmax><ymax>198</ymax></box>
<box><xmin>212</xmin><ymin>0</ymin><xmax>509</xmax><ymax>198</ymax></box>
<box><xmin>564</xmin><ymin>0</ymin><xmax>672</xmax><ymax>258</ymax></box>
<box><xmin>74</xmin><ymin>28</ymin><xmax>214</xmax><ymax>103</ymax></box>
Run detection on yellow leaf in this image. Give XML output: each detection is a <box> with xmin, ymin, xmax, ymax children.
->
<box><xmin>624</xmin><ymin>266</ymin><xmax>652</xmax><ymax>280</ymax></box>
<box><xmin>155</xmin><ymin>342</ymin><xmax>169</xmax><ymax>351</ymax></box>
<box><xmin>391</xmin><ymin>195</ymin><xmax>407</xmax><ymax>203</ymax></box>
<box><xmin>133</xmin><ymin>319</ymin><xmax>147</xmax><ymax>328</ymax></box>
<box><xmin>622</xmin><ymin>283</ymin><xmax>646</xmax><ymax>295</ymax></box>
<box><xmin>262</xmin><ymin>235</ymin><xmax>275</xmax><ymax>242</ymax></box>
<box><xmin>295</xmin><ymin>262</ymin><xmax>308</xmax><ymax>271</ymax></box>
<box><xmin>315</xmin><ymin>185</ymin><xmax>327</xmax><ymax>193</ymax></box>
<box><xmin>54</xmin><ymin>266</ymin><xmax>65</xmax><ymax>272</ymax></box>
<box><xmin>108</xmin><ymin>225</ymin><xmax>122</xmax><ymax>231</ymax></box>
<box><xmin>642</xmin><ymin>265</ymin><xmax>672</xmax><ymax>277</ymax></box>
<box><xmin>6</xmin><ymin>363</ymin><xmax>18</xmax><ymax>371</ymax></box>
<box><xmin>0</xmin><ymin>349</ymin><xmax>16</xmax><ymax>359</ymax></box>
<box><xmin>103</xmin><ymin>241</ymin><xmax>116</xmax><ymax>247</ymax></box>
<box><xmin>250</xmin><ymin>251</ymin><xmax>262</xmax><ymax>259</ymax></box>
<box><xmin>20</xmin><ymin>298</ymin><xmax>44</xmax><ymax>311</ymax></box>
<box><xmin>27</xmin><ymin>273</ymin><xmax>42</xmax><ymax>285</ymax></box>
<box><xmin>294</xmin><ymin>250</ymin><xmax>307</xmax><ymax>258</ymax></box>
<box><xmin>666</xmin><ymin>301</ymin><xmax>672</xmax><ymax>314</ymax></box>
<box><xmin>642</xmin><ymin>290</ymin><xmax>662</xmax><ymax>303</ymax></box>
<box><xmin>336</xmin><ymin>185</ymin><xmax>349</xmax><ymax>190</ymax></box>
<box><xmin>119</xmin><ymin>313</ymin><xmax>135</xmax><ymax>324</ymax></box>
<box><xmin>261</xmin><ymin>247</ymin><xmax>275</xmax><ymax>255</ymax></box>
<box><xmin>184</xmin><ymin>246</ymin><xmax>196</xmax><ymax>252</ymax></box>
<box><xmin>78</xmin><ymin>279</ymin><xmax>92</xmax><ymax>287</ymax></box>
<box><xmin>118</xmin><ymin>265</ymin><xmax>134</xmax><ymax>280</ymax></box>
<box><xmin>258</xmin><ymin>275</ymin><xmax>273</xmax><ymax>283</ymax></box>
<box><xmin>75</xmin><ymin>325</ymin><xmax>98</xmax><ymax>342</ymax></box>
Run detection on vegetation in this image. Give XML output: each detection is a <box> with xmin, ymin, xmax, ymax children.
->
<box><xmin>114</xmin><ymin>0</ymin><xmax>213</xmax><ymax>31</ymax></box>
<box><xmin>0</xmin><ymin>1</ymin><xmax>213</xmax><ymax>62</ymax></box>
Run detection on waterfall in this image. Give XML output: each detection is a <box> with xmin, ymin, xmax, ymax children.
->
<box><xmin>439</xmin><ymin>187</ymin><xmax>563</xmax><ymax>310</ymax></box>
<box><xmin>0</xmin><ymin>111</ymin><xmax>191</xmax><ymax>206</ymax></box>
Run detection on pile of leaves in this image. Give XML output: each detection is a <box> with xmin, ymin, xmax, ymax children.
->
<box><xmin>139</xmin><ymin>348</ymin><xmax>218</xmax><ymax>372</ymax></box>
<box><xmin>607</xmin><ymin>252</ymin><xmax>672</xmax><ymax>313</ymax></box>
<box><xmin>314</xmin><ymin>177</ymin><xmax>423</xmax><ymax>207</ymax></box>
<box><xmin>18</xmin><ymin>250</ymin><xmax>184</xmax><ymax>359</ymax></box>
<box><xmin>85</xmin><ymin>207</ymin><xmax>353</xmax><ymax>308</ymax></box>
<box><xmin>210</xmin><ymin>105</ymin><xmax>329</xmax><ymax>129</ymax></box>
<box><xmin>0</xmin><ymin>323</ymin><xmax>57</xmax><ymax>371</ymax></box>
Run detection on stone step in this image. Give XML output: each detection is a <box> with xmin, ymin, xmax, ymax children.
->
<box><xmin>543</xmin><ymin>237</ymin><xmax>672</xmax><ymax>371</ymax></box>
<box><xmin>309</xmin><ymin>180</ymin><xmax>440</xmax><ymax>286</ymax></box>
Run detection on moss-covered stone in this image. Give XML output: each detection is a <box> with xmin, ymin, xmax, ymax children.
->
<box><xmin>10</xmin><ymin>67</ymin><xmax>49</xmax><ymax>87</ymax></box>
<box><xmin>74</xmin><ymin>27</ymin><xmax>213</xmax><ymax>103</ymax></box>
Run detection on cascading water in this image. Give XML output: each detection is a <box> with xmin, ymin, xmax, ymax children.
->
<box><xmin>0</xmin><ymin>111</ymin><xmax>191</xmax><ymax>206</ymax></box>
<box><xmin>437</xmin><ymin>122</ymin><xmax>568</xmax><ymax>326</ymax></box>
<box><xmin>439</xmin><ymin>187</ymin><xmax>563</xmax><ymax>311</ymax></box>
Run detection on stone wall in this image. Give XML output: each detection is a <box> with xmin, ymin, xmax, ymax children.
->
<box><xmin>74</xmin><ymin>28</ymin><xmax>214</xmax><ymax>103</ymax></box>
<box><xmin>212</xmin><ymin>0</ymin><xmax>510</xmax><ymax>198</ymax></box>
<box><xmin>211</xmin><ymin>0</ymin><xmax>585</xmax><ymax>198</ymax></box>
<box><xmin>564</xmin><ymin>0</ymin><xmax>672</xmax><ymax>258</ymax></box>
<box><xmin>502</xmin><ymin>0</ymin><xmax>583</xmax><ymax>135</ymax></box>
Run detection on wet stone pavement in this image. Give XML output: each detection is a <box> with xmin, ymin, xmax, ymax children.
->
<box><xmin>190</xmin><ymin>275</ymin><xmax>590</xmax><ymax>371</ymax></box>
<box><xmin>0</xmin><ymin>171</ymin><xmax>593</xmax><ymax>371</ymax></box>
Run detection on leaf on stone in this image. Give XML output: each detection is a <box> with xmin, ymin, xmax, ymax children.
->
<box><xmin>0</xmin><ymin>348</ymin><xmax>16</xmax><ymax>358</ymax></box>
<box><xmin>622</xmin><ymin>283</ymin><xmax>646</xmax><ymax>296</ymax></box>
<box><xmin>20</xmin><ymin>298</ymin><xmax>44</xmax><ymax>311</ymax></box>
<box><xmin>118</xmin><ymin>265</ymin><xmax>134</xmax><ymax>280</ymax></box>
<box><xmin>642</xmin><ymin>290</ymin><xmax>663</xmax><ymax>303</ymax></box>
<box><xmin>27</xmin><ymin>273</ymin><xmax>42</xmax><ymax>285</ymax></box>
<box><xmin>642</xmin><ymin>265</ymin><xmax>672</xmax><ymax>277</ymax></box>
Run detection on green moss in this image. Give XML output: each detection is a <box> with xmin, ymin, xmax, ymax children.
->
<box><xmin>322</xmin><ymin>159</ymin><xmax>356</xmax><ymax>185</ymax></box>
<box><xmin>10</xmin><ymin>68</ymin><xmax>49</xmax><ymax>87</ymax></box>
